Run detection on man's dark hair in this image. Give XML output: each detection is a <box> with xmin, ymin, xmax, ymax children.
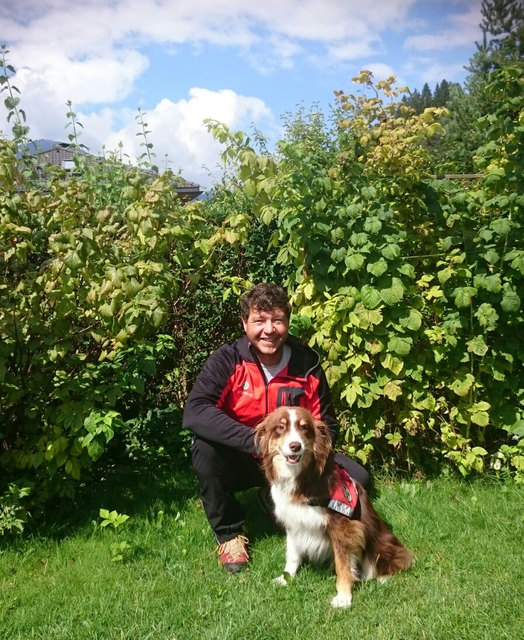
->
<box><xmin>240</xmin><ymin>283</ymin><xmax>291</xmax><ymax>320</ymax></box>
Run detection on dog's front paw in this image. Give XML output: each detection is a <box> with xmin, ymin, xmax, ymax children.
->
<box><xmin>273</xmin><ymin>574</ymin><xmax>290</xmax><ymax>587</ymax></box>
<box><xmin>331</xmin><ymin>593</ymin><xmax>352</xmax><ymax>609</ymax></box>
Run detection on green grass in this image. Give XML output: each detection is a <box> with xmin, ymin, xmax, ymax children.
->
<box><xmin>1</xmin><ymin>463</ymin><xmax>523</xmax><ymax>640</ymax></box>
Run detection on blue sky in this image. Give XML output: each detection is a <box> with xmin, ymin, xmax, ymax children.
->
<box><xmin>1</xmin><ymin>0</ymin><xmax>483</xmax><ymax>188</ymax></box>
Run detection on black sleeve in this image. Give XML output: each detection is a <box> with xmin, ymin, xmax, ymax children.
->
<box><xmin>182</xmin><ymin>344</ymin><xmax>257</xmax><ymax>455</ymax></box>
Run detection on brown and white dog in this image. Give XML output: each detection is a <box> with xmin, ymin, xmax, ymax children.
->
<box><xmin>255</xmin><ymin>406</ymin><xmax>413</xmax><ymax>608</ymax></box>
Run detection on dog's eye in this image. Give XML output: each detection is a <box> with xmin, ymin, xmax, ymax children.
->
<box><xmin>275</xmin><ymin>423</ymin><xmax>285</xmax><ymax>434</ymax></box>
<box><xmin>299</xmin><ymin>422</ymin><xmax>313</xmax><ymax>435</ymax></box>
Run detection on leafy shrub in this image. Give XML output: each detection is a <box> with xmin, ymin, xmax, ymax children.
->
<box><xmin>0</xmin><ymin>127</ymin><xmax>217</xmax><ymax>528</ymax></box>
<box><xmin>209</xmin><ymin>69</ymin><xmax>524</xmax><ymax>479</ymax></box>
<box><xmin>0</xmin><ymin>49</ymin><xmax>289</xmax><ymax>532</ymax></box>
<box><xmin>1</xmin><ymin>50</ymin><xmax>522</xmax><ymax>535</ymax></box>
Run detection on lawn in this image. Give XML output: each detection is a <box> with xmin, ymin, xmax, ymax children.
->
<box><xmin>1</xmin><ymin>462</ymin><xmax>523</xmax><ymax>640</ymax></box>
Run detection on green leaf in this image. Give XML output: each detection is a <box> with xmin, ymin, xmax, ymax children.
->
<box><xmin>469</xmin><ymin>401</ymin><xmax>491</xmax><ymax>412</ymax></box>
<box><xmin>152</xmin><ymin>307</ymin><xmax>166</xmax><ymax>328</ymax></box>
<box><xmin>364</xmin><ymin>217</ymin><xmax>382</xmax><ymax>234</ymax></box>
<box><xmin>331</xmin><ymin>247</ymin><xmax>346</xmax><ymax>262</ymax></box>
<box><xmin>473</xmin><ymin>273</ymin><xmax>501</xmax><ymax>293</ymax></box>
<box><xmin>367</xmin><ymin>258</ymin><xmax>388</xmax><ymax>277</ymax></box>
<box><xmin>3</xmin><ymin>95</ymin><xmax>20</xmax><ymax>110</ymax></box>
<box><xmin>510</xmin><ymin>252</ymin><xmax>524</xmax><ymax>275</ymax></box>
<box><xmin>88</xmin><ymin>440</ymin><xmax>105</xmax><ymax>460</ymax></box>
<box><xmin>388</xmin><ymin>335</ymin><xmax>412</xmax><ymax>356</ymax></box>
<box><xmin>356</xmin><ymin>306</ymin><xmax>383</xmax><ymax>326</ymax></box>
<box><xmin>452</xmin><ymin>287</ymin><xmax>477</xmax><ymax>308</ymax></box>
<box><xmin>490</xmin><ymin>218</ymin><xmax>511</xmax><ymax>236</ymax></box>
<box><xmin>379</xmin><ymin>277</ymin><xmax>405</xmax><ymax>306</ymax></box>
<box><xmin>501</xmin><ymin>287</ymin><xmax>520</xmax><ymax>313</ymax></box>
<box><xmin>483</xmin><ymin>249</ymin><xmax>499</xmax><ymax>265</ymax></box>
<box><xmin>466</xmin><ymin>336</ymin><xmax>488</xmax><ymax>357</ymax></box>
<box><xmin>397</xmin><ymin>263</ymin><xmax>415</xmax><ymax>278</ymax></box>
<box><xmin>64</xmin><ymin>251</ymin><xmax>83</xmax><ymax>271</ymax></box>
<box><xmin>360</xmin><ymin>285</ymin><xmax>381</xmax><ymax>309</ymax></box>
<box><xmin>475</xmin><ymin>303</ymin><xmax>499</xmax><ymax>330</ymax></box>
<box><xmin>508</xmin><ymin>420</ymin><xmax>524</xmax><ymax>437</ymax></box>
<box><xmin>244</xmin><ymin>179</ymin><xmax>256</xmax><ymax>196</ymax></box>
<box><xmin>99</xmin><ymin>303</ymin><xmax>114</xmax><ymax>320</ymax></box>
<box><xmin>383</xmin><ymin>380</ymin><xmax>403</xmax><ymax>401</ymax></box>
<box><xmin>381</xmin><ymin>353</ymin><xmax>404</xmax><ymax>375</ymax></box>
<box><xmin>386</xmin><ymin>432</ymin><xmax>402</xmax><ymax>447</ymax></box>
<box><xmin>470</xmin><ymin>412</ymin><xmax>489</xmax><ymax>427</ymax></box>
<box><xmin>399</xmin><ymin>309</ymin><xmax>422</xmax><ymax>331</ymax></box>
<box><xmin>437</xmin><ymin>267</ymin><xmax>453</xmax><ymax>285</ymax></box>
<box><xmin>381</xmin><ymin>243</ymin><xmax>400</xmax><ymax>260</ymax></box>
<box><xmin>350</xmin><ymin>232</ymin><xmax>369</xmax><ymax>247</ymax></box>
<box><xmin>345</xmin><ymin>253</ymin><xmax>365</xmax><ymax>270</ymax></box>
<box><xmin>450</xmin><ymin>373</ymin><xmax>475</xmax><ymax>397</ymax></box>
<box><xmin>482</xmin><ymin>167</ymin><xmax>505</xmax><ymax>188</ymax></box>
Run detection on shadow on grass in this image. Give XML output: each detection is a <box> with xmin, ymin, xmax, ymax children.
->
<box><xmin>31</xmin><ymin>455</ymin><xmax>200</xmax><ymax>541</ymax></box>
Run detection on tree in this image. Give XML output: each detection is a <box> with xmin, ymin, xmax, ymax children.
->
<box><xmin>421</xmin><ymin>82</ymin><xmax>433</xmax><ymax>110</ymax></box>
<box><xmin>466</xmin><ymin>0</ymin><xmax>524</xmax><ymax>99</ymax></box>
<box><xmin>435</xmin><ymin>0</ymin><xmax>523</xmax><ymax>172</ymax></box>
<box><xmin>434</xmin><ymin>80</ymin><xmax>451</xmax><ymax>107</ymax></box>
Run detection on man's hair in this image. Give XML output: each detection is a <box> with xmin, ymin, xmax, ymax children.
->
<box><xmin>240</xmin><ymin>283</ymin><xmax>291</xmax><ymax>320</ymax></box>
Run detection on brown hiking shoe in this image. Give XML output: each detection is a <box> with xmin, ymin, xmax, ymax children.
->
<box><xmin>217</xmin><ymin>535</ymin><xmax>249</xmax><ymax>573</ymax></box>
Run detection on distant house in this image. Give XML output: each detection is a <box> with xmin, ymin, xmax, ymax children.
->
<box><xmin>19</xmin><ymin>139</ymin><xmax>203</xmax><ymax>203</ymax></box>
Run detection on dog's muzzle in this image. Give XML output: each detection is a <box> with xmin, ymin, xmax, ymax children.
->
<box><xmin>282</xmin><ymin>441</ymin><xmax>304</xmax><ymax>465</ymax></box>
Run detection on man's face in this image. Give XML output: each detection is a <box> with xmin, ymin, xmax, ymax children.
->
<box><xmin>242</xmin><ymin>306</ymin><xmax>289</xmax><ymax>366</ymax></box>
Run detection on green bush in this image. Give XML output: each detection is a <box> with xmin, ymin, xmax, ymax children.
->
<box><xmin>209</xmin><ymin>68</ymin><xmax>524</xmax><ymax>479</ymax></box>
<box><xmin>1</xmin><ymin>50</ymin><xmax>522</xmax><ymax>534</ymax></box>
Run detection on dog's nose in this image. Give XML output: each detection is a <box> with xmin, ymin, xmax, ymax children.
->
<box><xmin>288</xmin><ymin>441</ymin><xmax>302</xmax><ymax>453</ymax></box>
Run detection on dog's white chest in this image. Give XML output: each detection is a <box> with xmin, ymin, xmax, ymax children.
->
<box><xmin>271</xmin><ymin>484</ymin><xmax>332</xmax><ymax>563</ymax></box>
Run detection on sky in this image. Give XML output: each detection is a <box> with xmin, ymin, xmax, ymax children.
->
<box><xmin>1</xmin><ymin>0</ymin><xmax>483</xmax><ymax>190</ymax></box>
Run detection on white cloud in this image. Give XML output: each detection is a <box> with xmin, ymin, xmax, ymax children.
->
<box><xmin>4</xmin><ymin>1</ymin><xmax>418</xmax><ymax>72</ymax></box>
<box><xmin>15</xmin><ymin>49</ymin><xmax>149</xmax><ymax>106</ymax></box>
<box><xmin>404</xmin><ymin>2</ymin><xmax>481</xmax><ymax>52</ymax></box>
<box><xmin>96</xmin><ymin>88</ymin><xmax>276</xmax><ymax>188</ymax></box>
<box><xmin>404</xmin><ymin>59</ymin><xmax>468</xmax><ymax>85</ymax></box>
<box><xmin>1</xmin><ymin>0</ymin><xmax>480</xmax><ymax>186</ymax></box>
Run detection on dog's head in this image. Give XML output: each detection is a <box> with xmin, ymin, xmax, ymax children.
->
<box><xmin>255</xmin><ymin>406</ymin><xmax>332</xmax><ymax>480</ymax></box>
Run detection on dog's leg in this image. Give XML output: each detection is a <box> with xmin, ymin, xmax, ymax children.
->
<box><xmin>330</xmin><ymin>543</ymin><xmax>355</xmax><ymax>608</ymax></box>
<box><xmin>273</xmin><ymin>533</ymin><xmax>302</xmax><ymax>586</ymax></box>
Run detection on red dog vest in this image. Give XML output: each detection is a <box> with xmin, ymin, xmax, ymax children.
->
<box><xmin>307</xmin><ymin>464</ymin><xmax>359</xmax><ymax>518</ymax></box>
<box><xmin>327</xmin><ymin>465</ymin><xmax>359</xmax><ymax>518</ymax></box>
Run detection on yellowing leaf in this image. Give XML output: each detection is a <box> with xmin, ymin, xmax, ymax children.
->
<box><xmin>381</xmin><ymin>353</ymin><xmax>404</xmax><ymax>375</ymax></box>
<box><xmin>450</xmin><ymin>374</ymin><xmax>475</xmax><ymax>397</ymax></box>
<box><xmin>467</xmin><ymin>336</ymin><xmax>489</xmax><ymax>357</ymax></box>
<box><xmin>383</xmin><ymin>380</ymin><xmax>403</xmax><ymax>401</ymax></box>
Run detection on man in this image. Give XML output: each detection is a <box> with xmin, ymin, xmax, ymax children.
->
<box><xmin>183</xmin><ymin>283</ymin><xmax>370</xmax><ymax>573</ymax></box>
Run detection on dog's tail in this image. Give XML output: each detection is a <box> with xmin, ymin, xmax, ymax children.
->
<box><xmin>357</xmin><ymin>484</ymin><xmax>414</xmax><ymax>579</ymax></box>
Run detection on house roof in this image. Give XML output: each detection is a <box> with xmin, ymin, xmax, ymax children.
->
<box><xmin>20</xmin><ymin>139</ymin><xmax>203</xmax><ymax>201</ymax></box>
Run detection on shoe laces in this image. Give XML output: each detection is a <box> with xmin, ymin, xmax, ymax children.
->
<box><xmin>217</xmin><ymin>535</ymin><xmax>249</xmax><ymax>561</ymax></box>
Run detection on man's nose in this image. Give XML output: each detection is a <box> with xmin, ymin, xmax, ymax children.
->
<box><xmin>263</xmin><ymin>320</ymin><xmax>275</xmax><ymax>333</ymax></box>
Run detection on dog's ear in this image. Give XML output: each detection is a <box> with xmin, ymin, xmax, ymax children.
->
<box><xmin>313</xmin><ymin>419</ymin><xmax>332</xmax><ymax>476</ymax></box>
<box><xmin>254</xmin><ymin>417</ymin><xmax>269</xmax><ymax>456</ymax></box>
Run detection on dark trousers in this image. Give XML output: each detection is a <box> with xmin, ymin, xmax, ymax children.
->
<box><xmin>191</xmin><ymin>437</ymin><xmax>371</xmax><ymax>544</ymax></box>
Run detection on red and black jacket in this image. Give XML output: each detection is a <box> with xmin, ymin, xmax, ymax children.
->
<box><xmin>183</xmin><ymin>334</ymin><xmax>339</xmax><ymax>455</ymax></box>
